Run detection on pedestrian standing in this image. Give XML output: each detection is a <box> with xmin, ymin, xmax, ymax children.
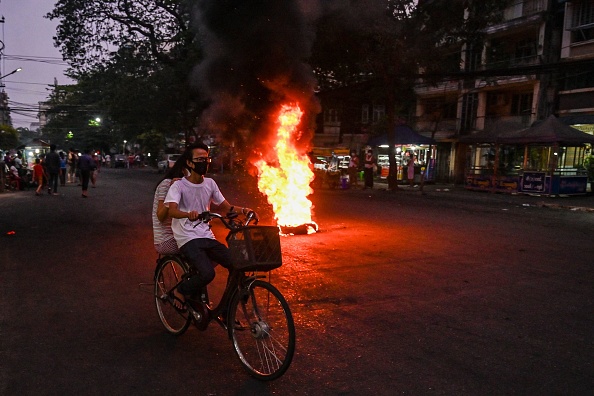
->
<box><xmin>59</xmin><ymin>152</ymin><xmax>67</xmax><ymax>186</ymax></box>
<box><xmin>78</xmin><ymin>149</ymin><xmax>95</xmax><ymax>198</ymax></box>
<box><xmin>348</xmin><ymin>150</ymin><xmax>360</xmax><ymax>189</ymax></box>
<box><xmin>7</xmin><ymin>159</ymin><xmax>22</xmax><ymax>190</ymax></box>
<box><xmin>45</xmin><ymin>144</ymin><xmax>61</xmax><ymax>195</ymax></box>
<box><xmin>363</xmin><ymin>148</ymin><xmax>376</xmax><ymax>190</ymax></box>
<box><xmin>407</xmin><ymin>152</ymin><xmax>416</xmax><ymax>187</ymax></box>
<box><xmin>91</xmin><ymin>153</ymin><xmax>99</xmax><ymax>188</ymax></box>
<box><xmin>67</xmin><ymin>148</ymin><xmax>78</xmax><ymax>184</ymax></box>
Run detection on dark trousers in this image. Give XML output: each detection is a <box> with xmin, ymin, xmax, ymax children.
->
<box><xmin>48</xmin><ymin>172</ymin><xmax>59</xmax><ymax>193</ymax></box>
<box><xmin>364</xmin><ymin>167</ymin><xmax>374</xmax><ymax>188</ymax></box>
<box><xmin>179</xmin><ymin>238</ymin><xmax>232</xmax><ymax>296</ymax></box>
<box><xmin>80</xmin><ymin>169</ymin><xmax>91</xmax><ymax>191</ymax></box>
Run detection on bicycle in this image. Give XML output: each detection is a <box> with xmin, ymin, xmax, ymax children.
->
<box><xmin>153</xmin><ymin>209</ymin><xmax>295</xmax><ymax>381</ymax></box>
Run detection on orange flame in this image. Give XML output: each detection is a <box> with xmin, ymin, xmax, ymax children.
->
<box><xmin>255</xmin><ymin>104</ymin><xmax>316</xmax><ymax>231</ymax></box>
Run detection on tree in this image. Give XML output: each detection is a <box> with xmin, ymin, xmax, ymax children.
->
<box><xmin>584</xmin><ymin>155</ymin><xmax>594</xmax><ymax>185</ymax></box>
<box><xmin>0</xmin><ymin>124</ymin><xmax>19</xmax><ymax>149</ymax></box>
<box><xmin>47</xmin><ymin>0</ymin><xmax>195</xmax><ymax>73</ymax></box>
<box><xmin>46</xmin><ymin>0</ymin><xmax>202</xmax><ymax>146</ymax></box>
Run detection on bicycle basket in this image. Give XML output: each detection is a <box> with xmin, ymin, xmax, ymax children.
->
<box><xmin>227</xmin><ymin>226</ymin><xmax>282</xmax><ymax>271</ymax></box>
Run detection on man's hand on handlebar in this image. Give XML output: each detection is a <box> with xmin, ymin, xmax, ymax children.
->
<box><xmin>186</xmin><ymin>210</ymin><xmax>200</xmax><ymax>221</ymax></box>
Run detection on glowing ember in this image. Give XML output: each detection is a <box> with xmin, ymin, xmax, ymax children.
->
<box><xmin>255</xmin><ymin>104</ymin><xmax>317</xmax><ymax>234</ymax></box>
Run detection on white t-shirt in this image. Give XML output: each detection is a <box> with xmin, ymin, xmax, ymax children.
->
<box><xmin>164</xmin><ymin>177</ymin><xmax>226</xmax><ymax>248</ymax></box>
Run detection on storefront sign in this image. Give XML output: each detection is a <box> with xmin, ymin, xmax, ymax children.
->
<box><xmin>557</xmin><ymin>176</ymin><xmax>588</xmax><ymax>194</ymax></box>
<box><xmin>521</xmin><ymin>172</ymin><xmax>546</xmax><ymax>193</ymax></box>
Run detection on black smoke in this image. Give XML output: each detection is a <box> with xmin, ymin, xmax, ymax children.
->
<box><xmin>190</xmin><ymin>0</ymin><xmax>324</xmax><ymax>157</ymax></box>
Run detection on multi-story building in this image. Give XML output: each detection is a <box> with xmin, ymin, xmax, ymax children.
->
<box><xmin>316</xmin><ymin>0</ymin><xmax>594</xmax><ymax>184</ymax></box>
<box><xmin>558</xmin><ymin>0</ymin><xmax>594</xmax><ymax>131</ymax></box>
<box><xmin>415</xmin><ymin>0</ymin><xmax>565</xmax><ymax>182</ymax></box>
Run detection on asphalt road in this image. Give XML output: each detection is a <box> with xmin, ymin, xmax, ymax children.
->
<box><xmin>1</xmin><ymin>168</ymin><xmax>593</xmax><ymax>395</ymax></box>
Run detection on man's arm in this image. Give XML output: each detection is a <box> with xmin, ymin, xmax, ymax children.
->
<box><xmin>167</xmin><ymin>202</ymin><xmax>199</xmax><ymax>221</ymax></box>
<box><xmin>214</xmin><ymin>200</ymin><xmax>255</xmax><ymax>218</ymax></box>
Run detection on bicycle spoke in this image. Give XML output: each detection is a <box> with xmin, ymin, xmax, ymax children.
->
<box><xmin>154</xmin><ymin>257</ymin><xmax>191</xmax><ymax>335</ymax></box>
<box><xmin>230</xmin><ymin>281</ymin><xmax>295</xmax><ymax>380</ymax></box>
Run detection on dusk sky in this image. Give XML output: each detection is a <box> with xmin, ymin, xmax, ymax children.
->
<box><xmin>1</xmin><ymin>0</ymin><xmax>73</xmax><ymax>129</ymax></box>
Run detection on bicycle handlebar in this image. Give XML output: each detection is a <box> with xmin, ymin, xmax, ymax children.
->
<box><xmin>193</xmin><ymin>207</ymin><xmax>259</xmax><ymax>230</ymax></box>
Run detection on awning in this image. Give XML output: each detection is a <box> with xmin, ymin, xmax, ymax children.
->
<box><xmin>458</xmin><ymin>120</ymin><xmax>525</xmax><ymax>144</ymax></box>
<box><xmin>459</xmin><ymin>116</ymin><xmax>594</xmax><ymax>146</ymax></box>
<box><xmin>368</xmin><ymin>125</ymin><xmax>434</xmax><ymax>146</ymax></box>
<box><xmin>15</xmin><ymin>138</ymin><xmax>51</xmax><ymax>150</ymax></box>
<box><xmin>500</xmin><ymin>115</ymin><xmax>594</xmax><ymax>146</ymax></box>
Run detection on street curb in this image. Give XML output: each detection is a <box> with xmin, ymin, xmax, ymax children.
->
<box><xmin>537</xmin><ymin>202</ymin><xmax>594</xmax><ymax>212</ymax></box>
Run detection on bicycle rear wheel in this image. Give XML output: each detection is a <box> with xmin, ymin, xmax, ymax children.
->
<box><xmin>154</xmin><ymin>256</ymin><xmax>191</xmax><ymax>335</ymax></box>
<box><xmin>229</xmin><ymin>280</ymin><xmax>295</xmax><ymax>380</ymax></box>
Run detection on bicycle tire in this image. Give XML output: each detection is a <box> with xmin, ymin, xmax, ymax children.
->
<box><xmin>229</xmin><ymin>280</ymin><xmax>295</xmax><ymax>380</ymax></box>
<box><xmin>154</xmin><ymin>256</ymin><xmax>192</xmax><ymax>335</ymax></box>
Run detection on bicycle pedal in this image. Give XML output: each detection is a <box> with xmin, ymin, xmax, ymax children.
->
<box><xmin>190</xmin><ymin>309</ymin><xmax>203</xmax><ymax>322</ymax></box>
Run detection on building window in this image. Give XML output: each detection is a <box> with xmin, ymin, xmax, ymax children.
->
<box><xmin>423</xmin><ymin>98</ymin><xmax>457</xmax><ymax>119</ymax></box>
<box><xmin>324</xmin><ymin>108</ymin><xmax>339</xmax><ymax>123</ymax></box>
<box><xmin>460</xmin><ymin>93</ymin><xmax>478</xmax><ymax>132</ymax></box>
<box><xmin>570</xmin><ymin>1</ymin><xmax>594</xmax><ymax>43</ymax></box>
<box><xmin>562</xmin><ymin>69</ymin><xmax>594</xmax><ymax>90</ymax></box>
<box><xmin>372</xmin><ymin>104</ymin><xmax>385</xmax><ymax>123</ymax></box>
<box><xmin>510</xmin><ymin>93</ymin><xmax>533</xmax><ymax>116</ymax></box>
<box><xmin>514</xmin><ymin>39</ymin><xmax>537</xmax><ymax>64</ymax></box>
<box><xmin>361</xmin><ymin>105</ymin><xmax>369</xmax><ymax>124</ymax></box>
<box><xmin>465</xmin><ymin>45</ymin><xmax>481</xmax><ymax>72</ymax></box>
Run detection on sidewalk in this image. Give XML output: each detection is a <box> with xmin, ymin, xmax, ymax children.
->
<box><xmin>363</xmin><ymin>180</ymin><xmax>594</xmax><ymax>212</ymax></box>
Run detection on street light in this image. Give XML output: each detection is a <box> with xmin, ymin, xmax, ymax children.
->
<box><xmin>0</xmin><ymin>67</ymin><xmax>22</xmax><ymax>80</ymax></box>
<box><xmin>123</xmin><ymin>140</ymin><xmax>127</xmax><ymax>154</ymax></box>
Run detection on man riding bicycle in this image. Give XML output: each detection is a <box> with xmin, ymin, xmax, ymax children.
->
<box><xmin>164</xmin><ymin>142</ymin><xmax>256</xmax><ymax>308</ymax></box>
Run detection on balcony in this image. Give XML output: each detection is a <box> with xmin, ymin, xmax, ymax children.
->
<box><xmin>503</xmin><ymin>0</ymin><xmax>547</xmax><ymax>21</ymax></box>
<box><xmin>484</xmin><ymin>54</ymin><xmax>540</xmax><ymax>70</ymax></box>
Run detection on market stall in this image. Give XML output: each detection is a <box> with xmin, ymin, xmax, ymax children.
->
<box><xmin>368</xmin><ymin>125</ymin><xmax>436</xmax><ymax>183</ymax></box>
<box><xmin>16</xmin><ymin>138</ymin><xmax>52</xmax><ymax>169</ymax></box>
<box><xmin>461</xmin><ymin>116</ymin><xmax>594</xmax><ymax>195</ymax></box>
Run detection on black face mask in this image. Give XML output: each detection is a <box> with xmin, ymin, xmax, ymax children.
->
<box><xmin>190</xmin><ymin>158</ymin><xmax>210</xmax><ymax>175</ymax></box>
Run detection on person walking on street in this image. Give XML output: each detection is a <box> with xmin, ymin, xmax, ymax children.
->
<box><xmin>78</xmin><ymin>149</ymin><xmax>96</xmax><ymax>198</ymax></box>
<box><xmin>363</xmin><ymin>148</ymin><xmax>376</xmax><ymax>190</ymax></box>
<box><xmin>348</xmin><ymin>150</ymin><xmax>360</xmax><ymax>189</ymax></box>
<box><xmin>45</xmin><ymin>144</ymin><xmax>61</xmax><ymax>195</ymax></box>
<box><xmin>33</xmin><ymin>158</ymin><xmax>46</xmax><ymax>196</ymax></box>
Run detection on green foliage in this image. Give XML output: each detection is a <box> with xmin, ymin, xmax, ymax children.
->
<box><xmin>137</xmin><ymin>130</ymin><xmax>166</xmax><ymax>165</ymax></box>
<box><xmin>45</xmin><ymin>0</ymin><xmax>201</xmax><ymax>149</ymax></box>
<box><xmin>584</xmin><ymin>155</ymin><xmax>594</xmax><ymax>181</ymax></box>
<box><xmin>47</xmin><ymin>0</ymin><xmax>195</xmax><ymax>74</ymax></box>
<box><xmin>0</xmin><ymin>124</ymin><xmax>19</xmax><ymax>149</ymax></box>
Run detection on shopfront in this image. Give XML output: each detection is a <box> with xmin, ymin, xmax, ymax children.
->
<box><xmin>461</xmin><ymin>116</ymin><xmax>594</xmax><ymax>195</ymax></box>
<box><xmin>368</xmin><ymin>125</ymin><xmax>436</xmax><ymax>184</ymax></box>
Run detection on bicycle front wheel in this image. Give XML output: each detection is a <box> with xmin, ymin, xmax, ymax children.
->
<box><xmin>229</xmin><ymin>280</ymin><xmax>295</xmax><ymax>380</ymax></box>
<box><xmin>154</xmin><ymin>256</ymin><xmax>191</xmax><ymax>335</ymax></box>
